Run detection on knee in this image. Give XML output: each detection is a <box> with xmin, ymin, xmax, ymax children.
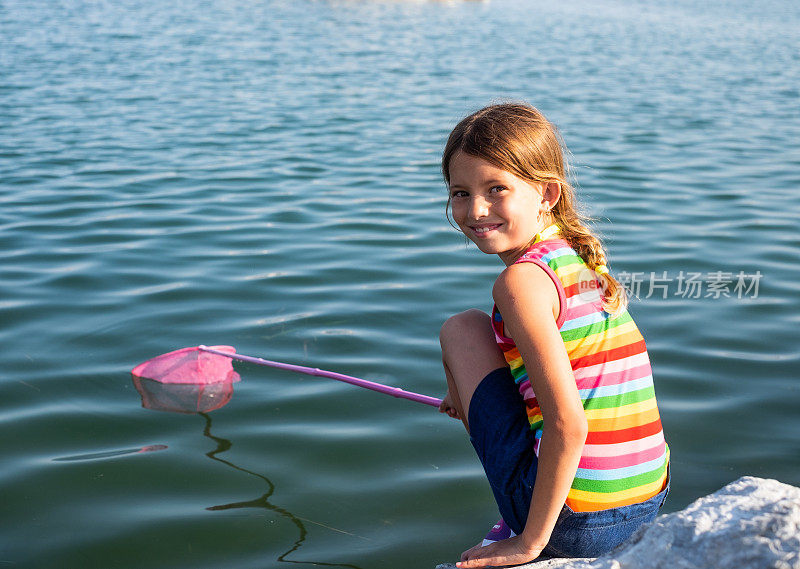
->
<box><xmin>440</xmin><ymin>309</ymin><xmax>492</xmax><ymax>348</ymax></box>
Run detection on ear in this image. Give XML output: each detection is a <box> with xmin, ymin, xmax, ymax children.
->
<box><xmin>542</xmin><ymin>182</ymin><xmax>561</xmax><ymax>210</ymax></box>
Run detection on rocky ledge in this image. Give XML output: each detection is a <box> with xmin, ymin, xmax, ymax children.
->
<box><xmin>436</xmin><ymin>476</ymin><xmax>800</xmax><ymax>569</ymax></box>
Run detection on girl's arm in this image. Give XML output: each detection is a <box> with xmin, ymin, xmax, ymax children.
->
<box><xmin>457</xmin><ymin>263</ymin><xmax>588</xmax><ymax>568</ymax></box>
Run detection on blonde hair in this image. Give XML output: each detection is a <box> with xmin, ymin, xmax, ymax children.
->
<box><xmin>442</xmin><ymin>103</ymin><xmax>628</xmax><ymax>315</ymax></box>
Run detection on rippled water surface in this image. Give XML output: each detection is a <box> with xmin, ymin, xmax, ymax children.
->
<box><xmin>2</xmin><ymin>0</ymin><xmax>799</xmax><ymax>567</ymax></box>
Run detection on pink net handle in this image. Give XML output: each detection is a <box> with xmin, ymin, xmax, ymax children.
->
<box><xmin>198</xmin><ymin>346</ymin><xmax>442</xmax><ymax>408</ymax></box>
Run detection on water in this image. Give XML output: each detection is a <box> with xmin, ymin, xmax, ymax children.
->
<box><xmin>1</xmin><ymin>0</ymin><xmax>799</xmax><ymax>567</ymax></box>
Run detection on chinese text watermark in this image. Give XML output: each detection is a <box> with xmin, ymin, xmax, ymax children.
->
<box><xmin>578</xmin><ymin>269</ymin><xmax>763</xmax><ymax>300</ymax></box>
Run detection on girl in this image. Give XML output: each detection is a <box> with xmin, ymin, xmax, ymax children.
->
<box><xmin>438</xmin><ymin>103</ymin><xmax>669</xmax><ymax>568</ymax></box>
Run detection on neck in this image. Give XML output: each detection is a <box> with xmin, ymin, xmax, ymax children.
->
<box><xmin>499</xmin><ymin>246</ymin><xmax>529</xmax><ymax>267</ymax></box>
<box><xmin>499</xmin><ymin>222</ymin><xmax>560</xmax><ymax>267</ymax></box>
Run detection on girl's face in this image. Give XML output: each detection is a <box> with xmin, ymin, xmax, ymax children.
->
<box><xmin>448</xmin><ymin>152</ymin><xmax>552</xmax><ymax>266</ymax></box>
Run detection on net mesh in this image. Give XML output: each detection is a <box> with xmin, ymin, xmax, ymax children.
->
<box><xmin>133</xmin><ymin>376</ymin><xmax>235</xmax><ymax>413</ymax></box>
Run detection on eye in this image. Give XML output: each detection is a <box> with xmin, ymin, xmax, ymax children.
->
<box><xmin>489</xmin><ymin>185</ymin><xmax>506</xmax><ymax>194</ymax></box>
<box><xmin>450</xmin><ymin>189</ymin><xmax>468</xmax><ymax>198</ymax></box>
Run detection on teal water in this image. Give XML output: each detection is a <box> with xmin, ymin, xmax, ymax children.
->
<box><xmin>2</xmin><ymin>0</ymin><xmax>799</xmax><ymax>567</ymax></box>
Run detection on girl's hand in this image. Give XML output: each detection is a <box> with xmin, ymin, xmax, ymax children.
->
<box><xmin>456</xmin><ymin>535</ymin><xmax>543</xmax><ymax>568</ymax></box>
<box><xmin>439</xmin><ymin>391</ymin><xmax>461</xmax><ymax>420</ymax></box>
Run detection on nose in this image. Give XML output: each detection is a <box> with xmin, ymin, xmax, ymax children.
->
<box><xmin>468</xmin><ymin>195</ymin><xmax>490</xmax><ymax>219</ymax></box>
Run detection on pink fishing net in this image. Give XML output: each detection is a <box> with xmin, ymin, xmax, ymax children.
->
<box><xmin>131</xmin><ymin>346</ymin><xmax>241</xmax><ymax>413</ymax></box>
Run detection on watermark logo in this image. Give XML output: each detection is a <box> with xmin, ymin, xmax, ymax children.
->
<box><xmin>577</xmin><ymin>269</ymin><xmax>763</xmax><ymax>301</ymax></box>
<box><xmin>577</xmin><ymin>268</ymin><xmax>604</xmax><ymax>302</ymax></box>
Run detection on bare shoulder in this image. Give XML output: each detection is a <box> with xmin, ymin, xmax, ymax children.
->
<box><xmin>492</xmin><ymin>262</ymin><xmax>560</xmax><ymax>322</ymax></box>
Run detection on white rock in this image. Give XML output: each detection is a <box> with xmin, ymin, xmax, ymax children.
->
<box><xmin>436</xmin><ymin>476</ymin><xmax>800</xmax><ymax>569</ymax></box>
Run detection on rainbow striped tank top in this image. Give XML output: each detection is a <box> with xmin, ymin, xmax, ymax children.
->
<box><xmin>491</xmin><ymin>226</ymin><xmax>669</xmax><ymax>512</ymax></box>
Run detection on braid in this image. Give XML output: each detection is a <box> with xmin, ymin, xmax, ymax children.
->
<box><xmin>552</xmin><ymin>184</ymin><xmax>628</xmax><ymax>315</ymax></box>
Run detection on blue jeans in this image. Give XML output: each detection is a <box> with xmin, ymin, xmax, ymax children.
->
<box><xmin>468</xmin><ymin>367</ymin><xmax>670</xmax><ymax>558</ymax></box>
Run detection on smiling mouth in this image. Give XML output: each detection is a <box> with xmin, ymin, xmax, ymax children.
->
<box><xmin>469</xmin><ymin>223</ymin><xmax>502</xmax><ymax>236</ymax></box>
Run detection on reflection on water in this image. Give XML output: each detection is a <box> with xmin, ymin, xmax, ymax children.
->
<box><xmin>54</xmin><ymin>444</ymin><xmax>169</xmax><ymax>462</ymax></box>
<box><xmin>199</xmin><ymin>412</ymin><xmax>364</xmax><ymax>569</ymax></box>
<box><xmin>134</xmin><ymin>370</ymin><xmax>363</xmax><ymax>568</ymax></box>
